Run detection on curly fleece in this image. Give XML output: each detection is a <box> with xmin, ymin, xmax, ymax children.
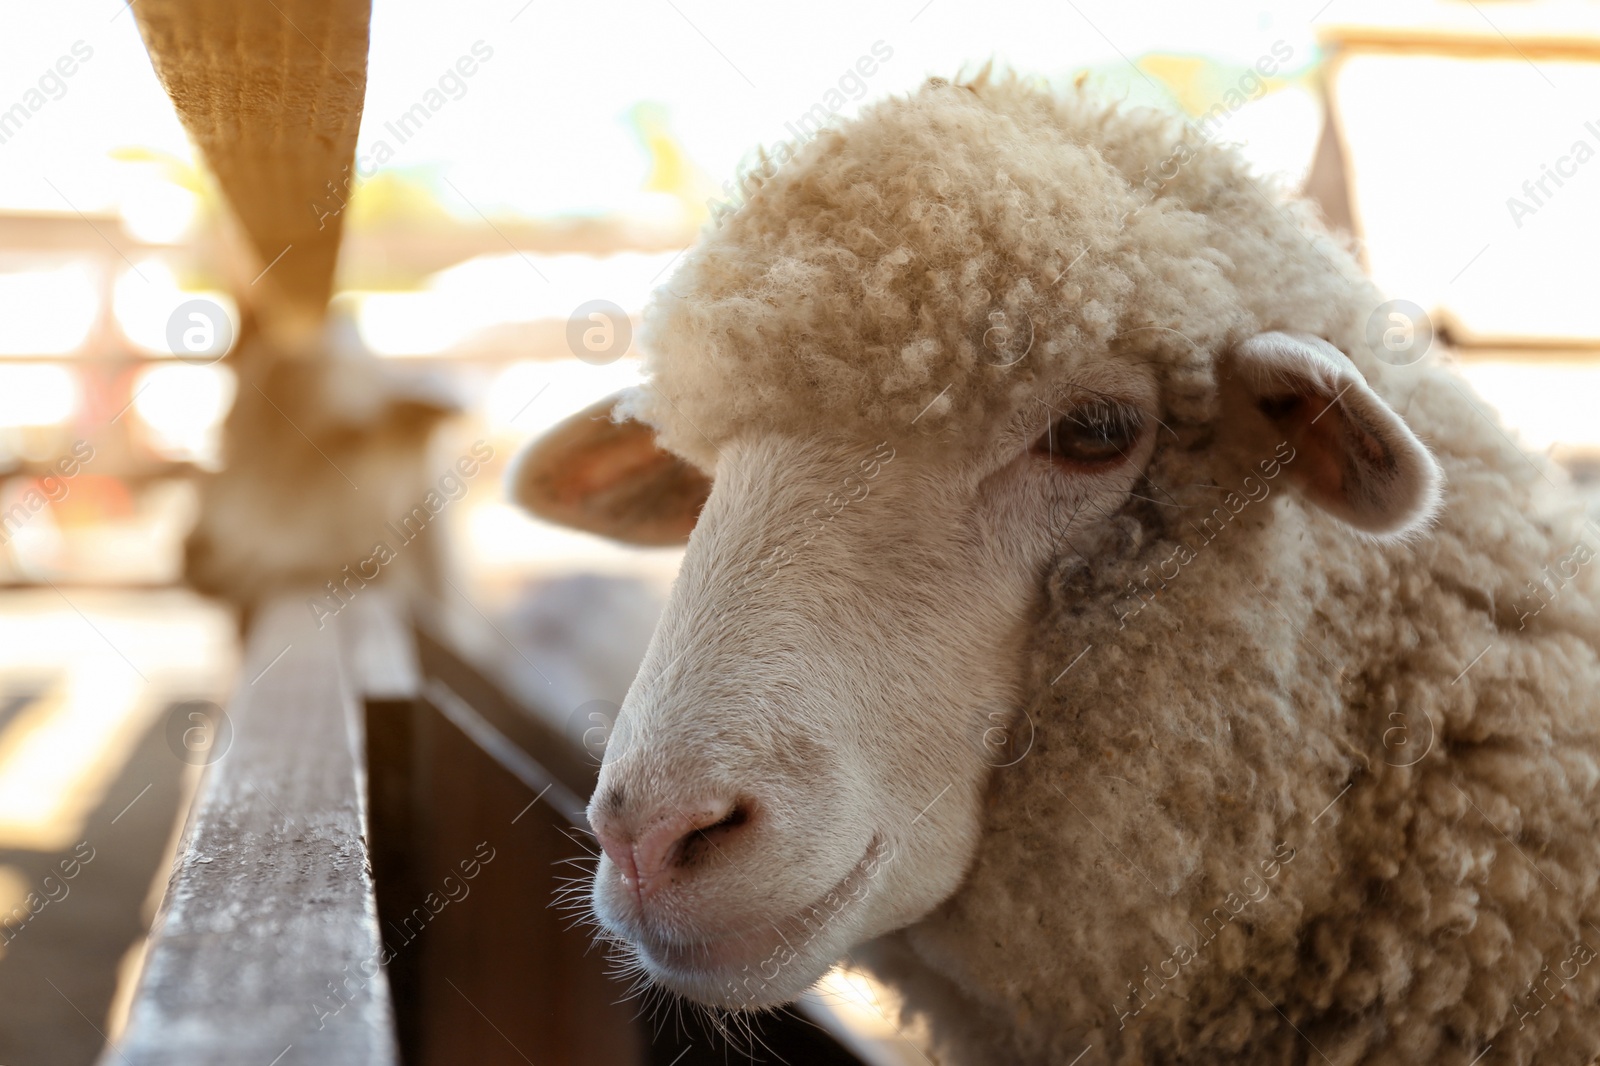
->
<box><xmin>635</xmin><ymin>74</ymin><xmax>1600</xmax><ymax>1064</ymax></box>
<box><xmin>630</xmin><ymin>72</ymin><xmax>1381</xmax><ymax>466</ymax></box>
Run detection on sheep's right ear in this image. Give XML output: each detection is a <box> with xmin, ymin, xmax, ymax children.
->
<box><xmin>507</xmin><ymin>392</ymin><xmax>711</xmax><ymax>546</ymax></box>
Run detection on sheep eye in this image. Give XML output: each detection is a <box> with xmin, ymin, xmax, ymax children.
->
<box><xmin>1033</xmin><ymin>402</ymin><xmax>1143</xmax><ymax>467</ymax></box>
<box><xmin>1257</xmin><ymin>394</ymin><xmax>1304</xmax><ymax>420</ymax></box>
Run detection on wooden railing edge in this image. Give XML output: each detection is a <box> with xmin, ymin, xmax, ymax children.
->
<box><xmin>103</xmin><ymin>590</ymin><xmax>409</xmax><ymax>1066</ymax></box>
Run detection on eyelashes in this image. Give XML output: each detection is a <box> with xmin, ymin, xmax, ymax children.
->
<box><xmin>1031</xmin><ymin>401</ymin><xmax>1145</xmax><ymax>468</ymax></box>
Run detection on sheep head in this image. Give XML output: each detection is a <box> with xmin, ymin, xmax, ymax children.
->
<box><xmin>508</xmin><ymin>75</ymin><xmax>1443</xmax><ymax>1010</ymax></box>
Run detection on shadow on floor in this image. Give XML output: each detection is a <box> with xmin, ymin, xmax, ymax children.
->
<box><xmin>0</xmin><ymin>704</ymin><xmax>191</xmax><ymax>1065</ymax></box>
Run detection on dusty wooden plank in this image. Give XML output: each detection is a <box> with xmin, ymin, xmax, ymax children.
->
<box><xmin>106</xmin><ymin>594</ymin><xmax>398</xmax><ymax>1066</ymax></box>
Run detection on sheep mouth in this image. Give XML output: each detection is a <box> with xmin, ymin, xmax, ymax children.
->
<box><xmin>630</xmin><ymin>834</ymin><xmax>889</xmax><ymax>994</ymax></box>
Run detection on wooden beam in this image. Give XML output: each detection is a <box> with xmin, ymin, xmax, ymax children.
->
<box><xmin>131</xmin><ymin>0</ymin><xmax>371</xmax><ymax>344</ymax></box>
<box><xmin>1317</xmin><ymin>1</ymin><xmax>1600</xmax><ymax>60</ymax></box>
<box><xmin>106</xmin><ymin>594</ymin><xmax>399</xmax><ymax>1066</ymax></box>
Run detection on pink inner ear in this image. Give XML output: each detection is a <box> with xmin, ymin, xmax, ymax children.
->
<box><xmin>559</xmin><ymin>427</ymin><xmax>673</xmax><ymax>504</ymax></box>
<box><xmin>544</xmin><ymin>428</ymin><xmax>710</xmax><ymax>545</ymax></box>
<box><xmin>1298</xmin><ymin>414</ymin><xmax>1349</xmax><ymax>499</ymax></box>
<box><xmin>1257</xmin><ymin>376</ymin><xmax>1438</xmax><ymax>535</ymax></box>
<box><xmin>1234</xmin><ymin>331</ymin><xmax>1441</xmax><ymax>537</ymax></box>
<box><xmin>1292</xmin><ymin>397</ymin><xmax>1390</xmax><ymax>504</ymax></box>
<box><xmin>511</xmin><ymin>392</ymin><xmax>713</xmax><ymax>546</ymax></box>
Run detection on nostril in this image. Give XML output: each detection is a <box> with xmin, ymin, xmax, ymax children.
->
<box><xmin>679</xmin><ymin>799</ymin><xmax>752</xmax><ymax>865</ymax></box>
<box><xmin>699</xmin><ymin>800</ymin><xmax>750</xmax><ymax>837</ymax></box>
<box><xmin>596</xmin><ymin>797</ymin><xmax>755</xmax><ymax>898</ymax></box>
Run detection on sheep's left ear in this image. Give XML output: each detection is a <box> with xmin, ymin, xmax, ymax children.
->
<box><xmin>507</xmin><ymin>391</ymin><xmax>711</xmax><ymax>546</ymax></box>
<box><xmin>1228</xmin><ymin>331</ymin><xmax>1442</xmax><ymax>537</ymax></box>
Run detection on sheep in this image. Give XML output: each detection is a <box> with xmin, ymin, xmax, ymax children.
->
<box><xmin>509</xmin><ymin>72</ymin><xmax>1600</xmax><ymax>1065</ymax></box>
<box><xmin>185</xmin><ymin>323</ymin><xmax>455</xmax><ymax>614</ymax></box>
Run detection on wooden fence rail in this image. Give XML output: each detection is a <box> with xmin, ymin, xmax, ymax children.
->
<box><xmin>106</xmin><ymin>594</ymin><xmax>399</xmax><ymax>1066</ymax></box>
<box><xmin>102</xmin><ymin>590</ymin><xmax>868</xmax><ymax>1065</ymax></box>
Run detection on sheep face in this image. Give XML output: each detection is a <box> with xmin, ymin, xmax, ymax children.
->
<box><xmin>596</xmin><ymin>369</ymin><xmax>1156</xmax><ymax>1007</ymax></box>
<box><xmin>511</xmin><ymin>330</ymin><xmax>1441</xmax><ymax>1010</ymax></box>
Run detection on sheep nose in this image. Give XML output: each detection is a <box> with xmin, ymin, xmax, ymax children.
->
<box><xmin>592</xmin><ymin>797</ymin><xmax>750</xmax><ymax>899</ymax></box>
